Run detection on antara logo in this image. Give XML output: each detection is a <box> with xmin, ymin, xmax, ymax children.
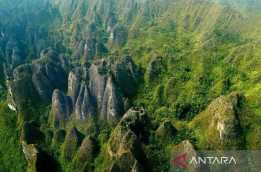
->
<box><xmin>172</xmin><ymin>153</ymin><xmax>188</xmax><ymax>168</ymax></box>
<box><xmin>172</xmin><ymin>153</ymin><xmax>237</xmax><ymax>168</ymax></box>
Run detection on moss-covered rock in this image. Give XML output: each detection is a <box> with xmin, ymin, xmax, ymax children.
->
<box><xmin>62</xmin><ymin>126</ymin><xmax>84</xmax><ymax>161</ymax></box>
<box><xmin>52</xmin><ymin>129</ymin><xmax>66</xmax><ymax>148</ymax></box>
<box><xmin>21</xmin><ymin>141</ymin><xmax>38</xmax><ymax>172</ymax></box>
<box><xmin>9</xmin><ymin>49</ymin><xmax>67</xmax><ymax>122</ymax></box>
<box><xmin>110</xmin><ymin>152</ymin><xmax>144</xmax><ymax>172</ymax></box>
<box><xmin>73</xmin><ymin>136</ymin><xmax>98</xmax><ymax>171</ymax></box>
<box><xmin>172</xmin><ymin>140</ymin><xmax>209</xmax><ymax>172</ymax></box>
<box><xmin>190</xmin><ymin>92</ymin><xmax>246</xmax><ymax>149</ymax></box>
<box><xmin>5</xmin><ymin>35</ymin><xmax>25</xmax><ymax>69</ymax></box>
<box><xmin>172</xmin><ymin>140</ymin><xmax>195</xmax><ymax>151</ymax></box>
<box><xmin>22</xmin><ymin>141</ymin><xmax>57</xmax><ymax>172</ymax></box>
<box><xmin>249</xmin><ymin>127</ymin><xmax>261</xmax><ymax>150</ymax></box>
<box><xmin>156</xmin><ymin>120</ymin><xmax>177</xmax><ymax>137</ymax></box>
<box><xmin>110</xmin><ymin>56</ymin><xmax>139</xmax><ymax>96</ymax></box>
<box><xmin>145</xmin><ymin>56</ymin><xmax>164</xmax><ymax>84</ymax></box>
<box><xmin>103</xmin><ymin>108</ymin><xmax>150</xmax><ymax>172</ymax></box>
<box><xmin>109</xmin><ymin>24</ymin><xmax>128</xmax><ymax>46</ymax></box>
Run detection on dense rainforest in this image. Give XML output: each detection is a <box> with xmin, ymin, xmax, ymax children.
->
<box><xmin>0</xmin><ymin>0</ymin><xmax>261</xmax><ymax>171</ymax></box>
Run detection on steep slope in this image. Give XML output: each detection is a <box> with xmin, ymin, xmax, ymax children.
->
<box><xmin>209</xmin><ymin>0</ymin><xmax>261</xmax><ymax>12</ymax></box>
<box><xmin>0</xmin><ymin>0</ymin><xmax>261</xmax><ymax>171</ymax></box>
<box><xmin>0</xmin><ymin>102</ymin><xmax>27</xmax><ymax>171</ymax></box>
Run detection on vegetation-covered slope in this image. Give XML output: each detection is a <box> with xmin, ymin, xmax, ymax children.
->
<box><xmin>0</xmin><ymin>0</ymin><xmax>261</xmax><ymax>171</ymax></box>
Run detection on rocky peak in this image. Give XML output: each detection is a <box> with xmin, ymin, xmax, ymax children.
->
<box><xmin>72</xmin><ymin>38</ymin><xmax>108</xmax><ymax>62</ymax></box>
<box><xmin>36</xmin><ymin>39</ymin><xmax>48</xmax><ymax>56</ymax></box>
<box><xmin>68</xmin><ymin>67</ymin><xmax>88</xmax><ymax>105</ymax></box>
<box><xmin>111</xmin><ymin>55</ymin><xmax>139</xmax><ymax>96</ymax></box>
<box><xmin>75</xmin><ymin>82</ymin><xmax>95</xmax><ymax>120</ymax></box>
<box><xmin>190</xmin><ymin>92</ymin><xmax>246</xmax><ymax>149</ymax></box>
<box><xmin>100</xmin><ymin>75</ymin><xmax>124</xmax><ymax>122</ymax></box>
<box><xmin>73</xmin><ymin>136</ymin><xmax>98</xmax><ymax>171</ymax></box>
<box><xmin>109</xmin><ymin>24</ymin><xmax>128</xmax><ymax>46</ymax></box>
<box><xmin>105</xmin><ymin>108</ymin><xmax>149</xmax><ymax>172</ymax></box>
<box><xmin>22</xmin><ymin>141</ymin><xmax>57</xmax><ymax>172</ymax></box>
<box><xmin>21</xmin><ymin>141</ymin><xmax>39</xmax><ymax>172</ymax></box>
<box><xmin>51</xmin><ymin>89</ymin><xmax>73</xmax><ymax>127</ymax></box>
<box><xmin>207</xmin><ymin>92</ymin><xmax>245</xmax><ymax>147</ymax></box>
<box><xmin>173</xmin><ymin>140</ymin><xmax>209</xmax><ymax>172</ymax></box>
<box><xmin>156</xmin><ymin>120</ymin><xmax>177</xmax><ymax>137</ymax></box>
<box><xmin>173</xmin><ymin>140</ymin><xmax>195</xmax><ymax>151</ymax></box>
<box><xmin>58</xmin><ymin>56</ymin><xmax>139</xmax><ymax>123</ymax></box>
<box><xmin>9</xmin><ymin>49</ymin><xmax>67</xmax><ymax>121</ymax></box>
<box><xmin>5</xmin><ymin>35</ymin><xmax>24</xmax><ymax>69</ymax></box>
<box><xmin>62</xmin><ymin>126</ymin><xmax>84</xmax><ymax>161</ymax></box>
<box><xmin>25</xmin><ymin>26</ymin><xmax>38</xmax><ymax>47</ymax></box>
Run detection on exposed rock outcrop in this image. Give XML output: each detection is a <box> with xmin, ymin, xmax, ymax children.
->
<box><xmin>68</xmin><ymin>67</ymin><xmax>87</xmax><ymax>105</ymax></box>
<box><xmin>109</xmin><ymin>24</ymin><xmax>128</xmax><ymax>46</ymax></box>
<box><xmin>72</xmin><ymin>40</ymin><xmax>85</xmax><ymax>60</ymax></box>
<box><xmin>75</xmin><ymin>82</ymin><xmax>95</xmax><ymax>121</ymax></box>
<box><xmin>105</xmin><ymin>108</ymin><xmax>150</xmax><ymax>172</ymax></box>
<box><xmin>61</xmin><ymin>56</ymin><xmax>139</xmax><ymax>123</ymax></box>
<box><xmin>22</xmin><ymin>141</ymin><xmax>57</xmax><ymax>172</ymax></box>
<box><xmin>100</xmin><ymin>76</ymin><xmax>124</xmax><ymax>122</ymax></box>
<box><xmin>172</xmin><ymin>140</ymin><xmax>209</xmax><ymax>172</ymax></box>
<box><xmin>5</xmin><ymin>36</ymin><xmax>24</xmax><ymax>69</ymax></box>
<box><xmin>36</xmin><ymin>39</ymin><xmax>48</xmax><ymax>56</ymax></box>
<box><xmin>87</xmin><ymin>60</ymin><xmax>109</xmax><ymax>108</ymax></box>
<box><xmin>190</xmin><ymin>92</ymin><xmax>246</xmax><ymax>149</ymax></box>
<box><xmin>9</xmin><ymin>50</ymin><xmax>67</xmax><ymax>121</ymax></box>
<box><xmin>110</xmin><ymin>56</ymin><xmax>139</xmax><ymax>96</ymax></box>
<box><xmin>156</xmin><ymin>120</ymin><xmax>177</xmax><ymax>137</ymax></box>
<box><xmin>145</xmin><ymin>56</ymin><xmax>164</xmax><ymax>84</ymax></box>
<box><xmin>25</xmin><ymin>26</ymin><xmax>38</xmax><ymax>47</ymax></box>
<box><xmin>51</xmin><ymin>89</ymin><xmax>73</xmax><ymax>127</ymax></box>
<box><xmin>72</xmin><ymin>38</ymin><xmax>108</xmax><ymax>62</ymax></box>
<box><xmin>173</xmin><ymin>140</ymin><xmax>195</xmax><ymax>151</ymax></box>
<box><xmin>22</xmin><ymin>141</ymin><xmax>39</xmax><ymax>172</ymax></box>
<box><xmin>82</xmin><ymin>38</ymin><xmax>108</xmax><ymax>62</ymax></box>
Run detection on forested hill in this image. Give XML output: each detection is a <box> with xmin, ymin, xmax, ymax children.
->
<box><xmin>0</xmin><ymin>0</ymin><xmax>261</xmax><ymax>171</ymax></box>
<box><xmin>210</xmin><ymin>0</ymin><xmax>261</xmax><ymax>12</ymax></box>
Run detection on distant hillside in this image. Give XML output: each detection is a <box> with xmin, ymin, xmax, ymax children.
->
<box><xmin>0</xmin><ymin>0</ymin><xmax>261</xmax><ymax>171</ymax></box>
<box><xmin>209</xmin><ymin>0</ymin><xmax>261</xmax><ymax>12</ymax></box>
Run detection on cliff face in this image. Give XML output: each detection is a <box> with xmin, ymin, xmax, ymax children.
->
<box><xmin>190</xmin><ymin>92</ymin><xmax>246</xmax><ymax>149</ymax></box>
<box><xmin>105</xmin><ymin>108</ymin><xmax>149</xmax><ymax>172</ymax></box>
<box><xmin>9</xmin><ymin>49</ymin><xmax>67</xmax><ymax>121</ymax></box>
<box><xmin>52</xmin><ymin>56</ymin><xmax>139</xmax><ymax>125</ymax></box>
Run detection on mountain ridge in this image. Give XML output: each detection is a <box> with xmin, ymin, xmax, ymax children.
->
<box><xmin>0</xmin><ymin>0</ymin><xmax>261</xmax><ymax>171</ymax></box>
